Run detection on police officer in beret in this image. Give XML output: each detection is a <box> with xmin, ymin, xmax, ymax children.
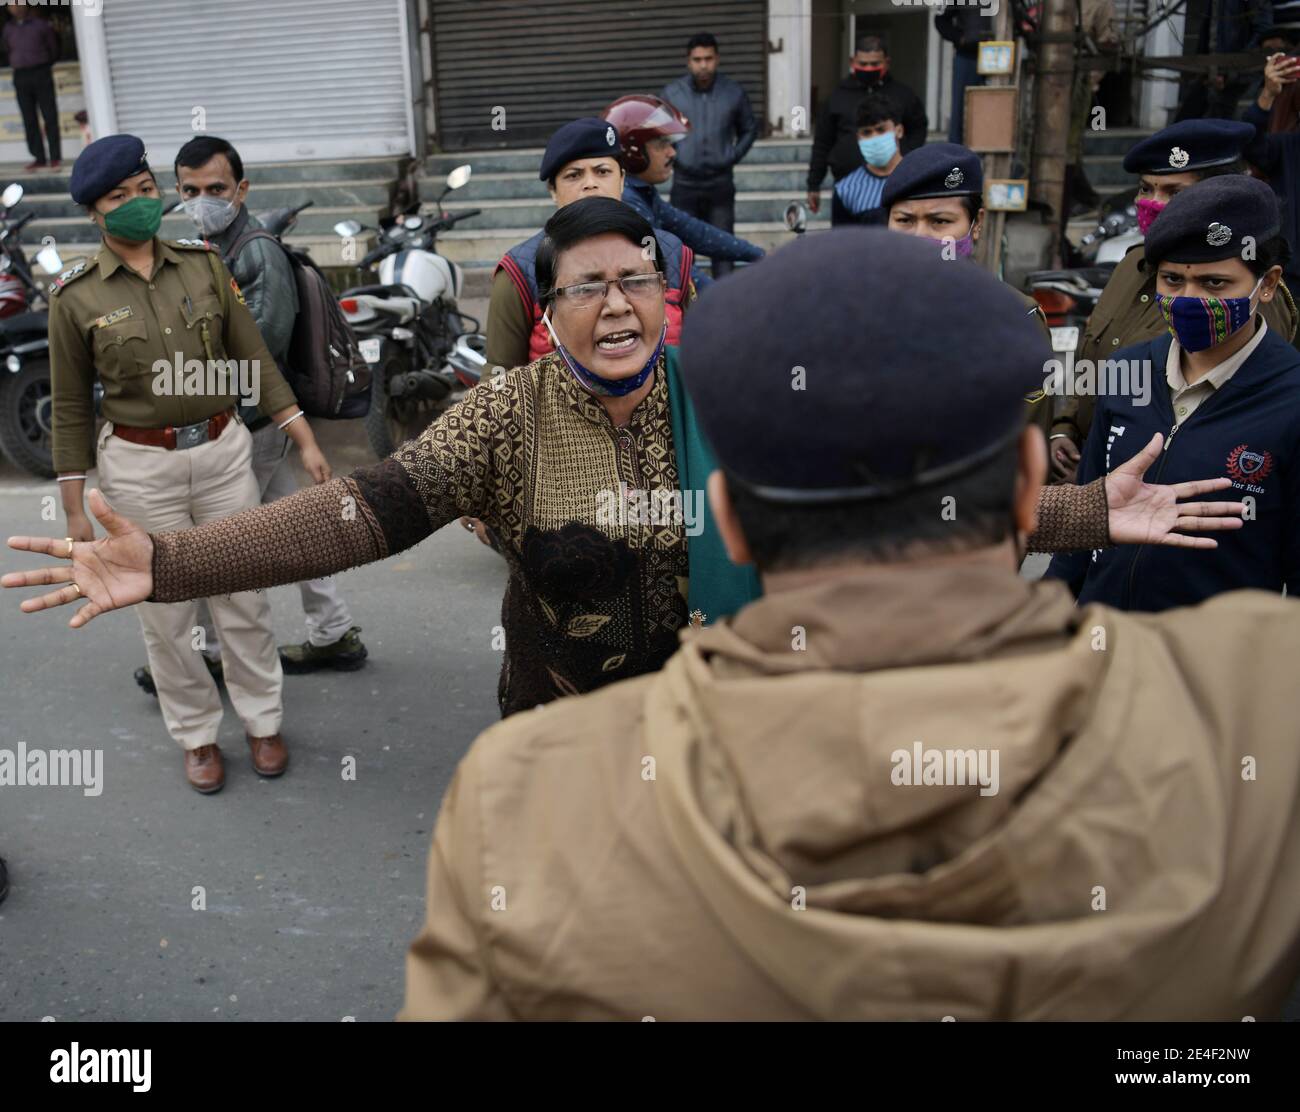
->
<box><xmin>1050</xmin><ymin>119</ymin><xmax>1299</xmax><ymax>480</ymax></box>
<box><xmin>487</xmin><ymin>117</ymin><xmax>695</xmax><ymax>373</ymax></box>
<box><xmin>883</xmin><ymin>142</ymin><xmax>1053</xmax><ymax>431</ymax></box>
<box><xmin>47</xmin><ymin>133</ymin><xmax>328</xmax><ymax>794</ymax></box>
<box><xmin>1048</xmin><ymin>174</ymin><xmax>1300</xmax><ymax>613</ymax></box>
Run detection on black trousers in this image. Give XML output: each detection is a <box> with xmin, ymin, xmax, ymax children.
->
<box><xmin>14</xmin><ymin>64</ymin><xmax>60</xmax><ymax>163</ymax></box>
<box><xmin>669</xmin><ymin>177</ymin><xmax>736</xmax><ymax>278</ymax></box>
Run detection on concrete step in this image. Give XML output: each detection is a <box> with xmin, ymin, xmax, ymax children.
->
<box><xmin>1080</xmin><ymin>126</ymin><xmax>1153</xmax><ymax>157</ymax></box>
<box><xmin>0</xmin><ymin>155</ymin><xmax>405</xmax><ymax>193</ymax></box>
<box><xmin>426</xmin><ymin>137</ymin><xmax>815</xmax><ymax>177</ymax></box>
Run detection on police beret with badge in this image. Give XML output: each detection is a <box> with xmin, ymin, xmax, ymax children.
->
<box><xmin>679</xmin><ymin>229</ymin><xmax>1049</xmax><ymax>502</ymax></box>
<box><xmin>1142</xmin><ymin>175</ymin><xmax>1280</xmax><ymax>266</ymax></box>
<box><xmin>881</xmin><ymin>142</ymin><xmax>983</xmax><ymax>209</ymax></box>
<box><xmin>69</xmin><ymin>133</ymin><xmax>152</xmax><ymax>206</ymax></box>
<box><xmin>1121</xmin><ymin>118</ymin><xmax>1256</xmax><ymax>176</ymax></box>
<box><xmin>539</xmin><ymin>117</ymin><xmax>623</xmax><ymax>182</ymax></box>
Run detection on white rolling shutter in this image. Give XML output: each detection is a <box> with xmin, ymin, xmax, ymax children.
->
<box><xmin>100</xmin><ymin>0</ymin><xmax>413</xmax><ymax>163</ymax></box>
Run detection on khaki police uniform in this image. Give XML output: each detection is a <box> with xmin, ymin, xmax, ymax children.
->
<box><xmin>1051</xmin><ymin>244</ymin><xmax>1299</xmax><ymax>445</ymax></box>
<box><xmin>49</xmin><ymin>237</ymin><xmax>299</xmax><ymax>750</ymax></box>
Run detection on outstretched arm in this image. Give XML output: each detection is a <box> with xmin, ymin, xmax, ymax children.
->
<box><xmin>1028</xmin><ymin>432</ymin><xmax>1245</xmax><ymax>553</ymax></box>
<box><xmin>6</xmin><ymin>378</ymin><xmax>508</xmax><ymax>625</ymax></box>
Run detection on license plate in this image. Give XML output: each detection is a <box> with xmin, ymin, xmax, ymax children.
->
<box><xmin>1050</xmin><ymin>326</ymin><xmax>1079</xmax><ymax>353</ymax></box>
<box><xmin>358</xmin><ymin>338</ymin><xmax>382</xmax><ymax>364</ymax></box>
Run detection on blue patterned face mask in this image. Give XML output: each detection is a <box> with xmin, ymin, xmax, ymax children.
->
<box><xmin>542</xmin><ymin>311</ymin><xmax>667</xmax><ymax>397</ymax></box>
<box><xmin>1156</xmin><ymin>276</ymin><xmax>1263</xmax><ymax>353</ymax></box>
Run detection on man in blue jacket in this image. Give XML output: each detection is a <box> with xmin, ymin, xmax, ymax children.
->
<box><xmin>605</xmin><ymin>94</ymin><xmax>764</xmax><ymax>284</ymax></box>
<box><xmin>660</xmin><ymin>33</ymin><xmax>759</xmax><ymax>278</ymax></box>
<box><xmin>1047</xmin><ymin>176</ymin><xmax>1300</xmax><ymax>611</ymax></box>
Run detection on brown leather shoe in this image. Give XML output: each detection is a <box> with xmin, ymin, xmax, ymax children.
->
<box><xmin>185</xmin><ymin>744</ymin><xmax>225</xmax><ymax>794</ymax></box>
<box><xmin>246</xmin><ymin>733</ymin><xmax>288</xmax><ymax>777</ymax></box>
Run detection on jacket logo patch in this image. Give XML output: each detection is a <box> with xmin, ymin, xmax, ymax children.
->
<box><xmin>1226</xmin><ymin>443</ymin><xmax>1273</xmax><ymax>483</ymax></box>
<box><xmin>93</xmin><ymin>306</ymin><xmax>133</xmax><ymax>329</ymax></box>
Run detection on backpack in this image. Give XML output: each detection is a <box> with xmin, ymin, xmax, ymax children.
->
<box><xmin>226</xmin><ymin>228</ymin><xmax>371</xmax><ymax>419</ymax></box>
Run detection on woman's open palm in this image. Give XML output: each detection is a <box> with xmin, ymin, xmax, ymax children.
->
<box><xmin>4</xmin><ymin>489</ymin><xmax>154</xmax><ymax>628</ymax></box>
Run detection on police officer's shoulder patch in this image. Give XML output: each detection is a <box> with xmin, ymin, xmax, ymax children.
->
<box><xmin>169</xmin><ymin>237</ymin><xmax>213</xmax><ymax>251</ymax></box>
<box><xmin>50</xmin><ymin>258</ymin><xmax>94</xmax><ymax>296</ymax></box>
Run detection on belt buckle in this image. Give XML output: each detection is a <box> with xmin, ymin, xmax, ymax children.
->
<box><xmin>176</xmin><ymin>420</ymin><xmax>208</xmax><ymax>450</ymax></box>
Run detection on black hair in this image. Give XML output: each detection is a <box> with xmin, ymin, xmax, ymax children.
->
<box><xmin>687</xmin><ymin>32</ymin><xmax>718</xmax><ymax>53</ymax></box>
<box><xmin>1244</xmin><ymin>233</ymin><xmax>1291</xmax><ymax>278</ymax></box>
<box><xmin>855</xmin><ymin>93</ymin><xmax>898</xmax><ymax>130</ymax></box>
<box><xmin>535</xmin><ymin>195</ymin><xmax>665</xmax><ymax>306</ymax></box>
<box><xmin>724</xmin><ymin>435</ymin><xmax>1023</xmax><ymax>572</ymax></box>
<box><xmin>174</xmin><ymin>135</ymin><xmax>245</xmax><ymax>185</ymax></box>
<box><xmin>854</xmin><ymin>33</ymin><xmax>887</xmax><ymax>55</ymax></box>
<box><xmin>960</xmin><ymin>194</ymin><xmax>983</xmax><ymax>222</ymax></box>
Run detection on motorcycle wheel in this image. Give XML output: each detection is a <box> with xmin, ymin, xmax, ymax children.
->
<box><xmin>0</xmin><ymin>359</ymin><xmax>55</xmax><ymax>478</ymax></box>
<box><xmin>364</xmin><ymin>349</ymin><xmax>443</xmax><ymax>459</ymax></box>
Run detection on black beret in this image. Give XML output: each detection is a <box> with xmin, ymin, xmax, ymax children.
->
<box><xmin>1143</xmin><ymin>175</ymin><xmax>1281</xmax><ymax>266</ymax></box>
<box><xmin>881</xmin><ymin>142</ymin><xmax>982</xmax><ymax>210</ymax></box>
<box><xmin>69</xmin><ymin>134</ymin><xmax>151</xmax><ymax>206</ymax></box>
<box><xmin>1122</xmin><ymin>119</ymin><xmax>1255</xmax><ymax>175</ymax></box>
<box><xmin>679</xmin><ymin>229</ymin><xmax>1049</xmax><ymax>501</ymax></box>
<box><xmin>539</xmin><ymin>118</ymin><xmax>622</xmax><ymax>182</ymax></box>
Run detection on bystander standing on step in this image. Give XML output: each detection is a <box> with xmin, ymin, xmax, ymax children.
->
<box><xmin>660</xmin><ymin>32</ymin><xmax>759</xmax><ymax>279</ymax></box>
<box><xmin>2</xmin><ymin>2</ymin><xmax>62</xmax><ymax>171</ymax></box>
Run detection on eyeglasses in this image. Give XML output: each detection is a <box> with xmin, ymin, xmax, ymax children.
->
<box><xmin>553</xmin><ymin>272</ymin><xmax>665</xmax><ymax>308</ymax></box>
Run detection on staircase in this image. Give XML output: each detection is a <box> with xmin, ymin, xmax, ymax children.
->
<box><xmin>1067</xmin><ymin>124</ymin><xmax>1154</xmax><ymax>242</ymax></box>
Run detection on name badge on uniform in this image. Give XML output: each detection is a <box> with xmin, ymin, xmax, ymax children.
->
<box><xmin>93</xmin><ymin>306</ymin><xmax>134</xmax><ymax>329</ymax></box>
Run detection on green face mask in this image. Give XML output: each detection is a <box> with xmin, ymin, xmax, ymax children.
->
<box><xmin>101</xmin><ymin>195</ymin><xmax>163</xmax><ymax>242</ymax></box>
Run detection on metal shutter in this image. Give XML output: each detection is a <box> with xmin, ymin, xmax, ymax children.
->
<box><xmin>431</xmin><ymin>0</ymin><xmax>767</xmax><ymax>149</ymax></box>
<box><xmin>100</xmin><ymin>0</ymin><xmax>413</xmax><ymax>163</ymax></box>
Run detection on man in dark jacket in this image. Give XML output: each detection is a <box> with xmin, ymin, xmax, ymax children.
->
<box><xmin>1047</xmin><ymin>177</ymin><xmax>1300</xmax><ymax>611</ymax></box>
<box><xmin>661</xmin><ymin>32</ymin><xmax>759</xmax><ymax>278</ymax></box>
<box><xmin>3</xmin><ymin>2</ymin><xmax>62</xmax><ymax>170</ymax></box>
<box><xmin>935</xmin><ymin>5</ymin><xmax>992</xmax><ymax>143</ymax></box>
<box><xmin>806</xmin><ymin>34</ymin><xmax>927</xmax><ymax>226</ymax></box>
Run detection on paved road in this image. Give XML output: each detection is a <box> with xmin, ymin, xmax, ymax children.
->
<box><xmin>0</xmin><ymin>418</ymin><xmax>509</xmax><ymax>1021</ymax></box>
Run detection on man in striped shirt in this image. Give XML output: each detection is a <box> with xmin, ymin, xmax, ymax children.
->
<box><xmin>833</xmin><ymin>95</ymin><xmax>904</xmax><ymax>226</ymax></box>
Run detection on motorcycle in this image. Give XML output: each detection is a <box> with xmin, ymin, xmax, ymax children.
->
<box><xmin>334</xmin><ymin>164</ymin><xmax>486</xmax><ymax>458</ymax></box>
<box><xmin>1027</xmin><ymin>188</ymin><xmax>1141</xmax><ymax>355</ymax></box>
<box><xmin>0</xmin><ymin>182</ymin><xmax>65</xmax><ymax>478</ymax></box>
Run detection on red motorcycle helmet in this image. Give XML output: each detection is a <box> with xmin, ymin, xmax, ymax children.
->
<box><xmin>603</xmin><ymin>94</ymin><xmax>690</xmax><ymax>174</ymax></box>
<box><xmin>0</xmin><ymin>272</ymin><xmax>27</xmax><ymax>318</ymax></box>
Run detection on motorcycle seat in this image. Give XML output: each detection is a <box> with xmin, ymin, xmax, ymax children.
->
<box><xmin>0</xmin><ymin>310</ymin><xmax>48</xmax><ymax>337</ymax></box>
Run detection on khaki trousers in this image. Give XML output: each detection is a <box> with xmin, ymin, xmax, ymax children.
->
<box><xmin>96</xmin><ymin>417</ymin><xmax>283</xmax><ymax>750</ymax></box>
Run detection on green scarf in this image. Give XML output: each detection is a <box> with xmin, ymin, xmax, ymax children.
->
<box><xmin>664</xmin><ymin>345</ymin><xmax>762</xmax><ymax>625</ymax></box>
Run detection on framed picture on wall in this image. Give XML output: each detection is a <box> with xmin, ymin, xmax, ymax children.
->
<box><xmin>977</xmin><ymin>41</ymin><xmax>1016</xmax><ymax>77</ymax></box>
<box><xmin>986</xmin><ymin>179</ymin><xmax>1029</xmax><ymax>211</ymax></box>
<box><xmin>963</xmin><ymin>86</ymin><xmax>1018</xmax><ymax>152</ymax></box>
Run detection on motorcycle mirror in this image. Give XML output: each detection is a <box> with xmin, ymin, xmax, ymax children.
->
<box><xmin>446</xmin><ymin>165</ymin><xmax>472</xmax><ymax>191</ymax></box>
<box><xmin>783</xmin><ymin>201</ymin><xmax>808</xmax><ymax>233</ymax></box>
<box><xmin>334</xmin><ymin>219</ymin><xmax>363</xmax><ymax>237</ymax></box>
<box><xmin>2</xmin><ymin>182</ymin><xmax>23</xmax><ymax>209</ymax></box>
<box><xmin>35</xmin><ymin>245</ymin><xmax>63</xmax><ymax>275</ymax></box>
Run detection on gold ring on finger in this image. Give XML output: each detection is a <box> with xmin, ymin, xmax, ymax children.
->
<box><xmin>64</xmin><ymin>537</ymin><xmax>75</xmax><ymax>558</ymax></box>
<box><xmin>70</xmin><ymin>582</ymin><xmax>82</xmax><ymax>598</ymax></box>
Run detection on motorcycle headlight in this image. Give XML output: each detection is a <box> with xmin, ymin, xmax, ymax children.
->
<box><xmin>6</xmin><ymin>354</ymin><xmax>21</xmax><ymax>372</ymax></box>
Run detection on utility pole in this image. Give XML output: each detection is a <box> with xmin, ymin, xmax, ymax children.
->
<box><xmin>1030</xmin><ymin>0</ymin><xmax>1079</xmax><ymax>252</ymax></box>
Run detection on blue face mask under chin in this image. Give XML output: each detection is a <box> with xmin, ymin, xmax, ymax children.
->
<box><xmin>541</xmin><ymin>312</ymin><xmax>668</xmax><ymax>398</ymax></box>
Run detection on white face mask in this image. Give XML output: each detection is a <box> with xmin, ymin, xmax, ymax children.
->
<box><xmin>182</xmin><ymin>195</ymin><xmax>239</xmax><ymax>236</ymax></box>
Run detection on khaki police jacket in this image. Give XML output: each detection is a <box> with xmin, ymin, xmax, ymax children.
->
<box><xmin>401</xmin><ymin>563</ymin><xmax>1300</xmax><ymax>1020</ymax></box>
<box><xmin>1051</xmin><ymin>245</ymin><xmax>1299</xmax><ymax>444</ymax></box>
<box><xmin>48</xmin><ymin>236</ymin><xmax>298</xmax><ymax>472</ymax></box>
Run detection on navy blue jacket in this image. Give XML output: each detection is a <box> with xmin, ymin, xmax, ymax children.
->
<box><xmin>1046</xmin><ymin>326</ymin><xmax>1300</xmax><ymax>611</ymax></box>
<box><xmin>622</xmin><ymin>177</ymin><xmax>764</xmax><ymax>264</ymax></box>
<box><xmin>660</xmin><ymin>73</ymin><xmax>759</xmax><ymax>188</ymax></box>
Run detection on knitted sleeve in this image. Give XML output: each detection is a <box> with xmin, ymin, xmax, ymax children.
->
<box><xmin>1026</xmin><ymin>478</ymin><xmax>1110</xmax><ymax>554</ymax></box>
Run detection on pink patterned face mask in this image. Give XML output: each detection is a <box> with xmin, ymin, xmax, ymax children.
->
<box><xmin>1136</xmin><ymin>197</ymin><xmax>1166</xmax><ymax>236</ymax></box>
